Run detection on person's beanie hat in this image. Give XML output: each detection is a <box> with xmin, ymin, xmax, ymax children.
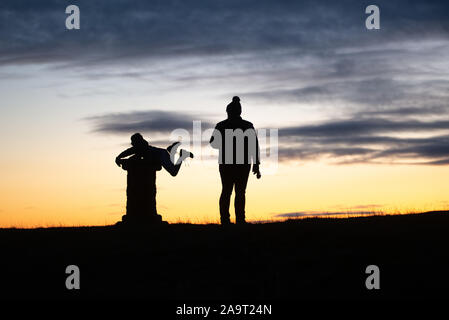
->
<box><xmin>226</xmin><ymin>96</ymin><xmax>242</xmax><ymax>117</ymax></box>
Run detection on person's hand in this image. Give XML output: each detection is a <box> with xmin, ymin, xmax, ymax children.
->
<box><xmin>115</xmin><ymin>157</ymin><xmax>122</xmax><ymax>167</ymax></box>
<box><xmin>252</xmin><ymin>164</ymin><xmax>261</xmax><ymax>179</ymax></box>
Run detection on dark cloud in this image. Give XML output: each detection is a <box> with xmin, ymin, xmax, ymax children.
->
<box><xmin>244</xmin><ymin>78</ymin><xmax>449</xmax><ymax>110</ymax></box>
<box><xmin>424</xmin><ymin>158</ymin><xmax>449</xmax><ymax>165</ymax></box>
<box><xmin>359</xmin><ymin>106</ymin><xmax>447</xmax><ymax>117</ymax></box>
<box><xmin>277</xmin><ymin>112</ymin><xmax>449</xmax><ymax>164</ymax></box>
<box><xmin>373</xmin><ymin>138</ymin><xmax>449</xmax><ymax>159</ymax></box>
<box><xmin>278</xmin><ymin>146</ymin><xmax>376</xmax><ymax>162</ymax></box>
<box><xmin>274</xmin><ymin>211</ymin><xmax>381</xmax><ymax>218</ymax></box>
<box><xmin>85</xmin><ymin>110</ymin><xmax>214</xmax><ymax>135</ymax></box>
<box><xmin>334</xmin><ymin>204</ymin><xmax>384</xmax><ymax>209</ymax></box>
<box><xmin>86</xmin><ymin>108</ymin><xmax>449</xmax><ymax>165</ymax></box>
<box><xmin>0</xmin><ymin>0</ymin><xmax>448</xmax><ymax>67</ymax></box>
<box><xmin>280</xmin><ymin>118</ymin><xmax>449</xmax><ymax>137</ymax></box>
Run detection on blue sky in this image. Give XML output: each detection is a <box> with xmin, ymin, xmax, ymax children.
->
<box><xmin>1</xmin><ymin>0</ymin><xmax>449</xmax><ymax>165</ymax></box>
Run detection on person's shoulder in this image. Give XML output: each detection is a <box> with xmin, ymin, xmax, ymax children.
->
<box><xmin>240</xmin><ymin>118</ymin><xmax>254</xmax><ymax>129</ymax></box>
<box><xmin>216</xmin><ymin>118</ymin><xmax>254</xmax><ymax>129</ymax></box>
<box><xmin>215</xmin><ymin>119</ymin><xmax>228</xmax><ymax>128</ymax></box>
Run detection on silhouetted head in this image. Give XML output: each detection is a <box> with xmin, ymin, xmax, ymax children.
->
<box><xmin>226</xmin><ymin>96</ymin><xmax>242</xmax><ymax>118</ymax></box>
<box><xmin>131</xmin><ymin>133</ymin><xmax>148</xmax><ymax>148</ymax></box>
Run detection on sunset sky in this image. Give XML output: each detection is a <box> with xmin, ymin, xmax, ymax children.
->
<box><xmin>1</xmin><ymin>0</ymin><xmax>449</xmax><ymax>227</ymax></box>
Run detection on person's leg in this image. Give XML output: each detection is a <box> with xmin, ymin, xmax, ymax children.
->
<box><xmin>157</xmin><ymin>147</ymin><xmax>182</xmax><ymax>176</ymax></box>
<box><xmin>219</xmin><ymin>165</ymin><xmax>234</xmax><ymax>224</ymax></box>
<box><xmin>234</xmin><ymin>165</ymin><xmax>251</xmax><ymax>224</ymax></box>
<box><xmin>157</xmin><ymin>146</ymin><xmax>193</xmax><ymax>177</ymax></box>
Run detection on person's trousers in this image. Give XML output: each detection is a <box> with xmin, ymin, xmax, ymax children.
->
<box><xmin>156</xmin><ymin>147</ymin><xmax>182</xmax><ymax>177</ymax></box>
<box><xmin>219</xmin><ymin>164</ymin><xmax>251</xmax><ymax>224</ymax></box>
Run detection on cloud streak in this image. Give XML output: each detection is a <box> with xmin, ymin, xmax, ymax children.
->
<box><xmin>85</xmin><ymin>110</ymin><xmax>214</xmax><ymax>135</ymax></box>
<box><xmin>86</xmin><ymin>107</ymin><xmax>449</xmax><ymax>165</ymax></box>
<box><xmin>274</xmin><ymin>211</ymin><xmax>382</xmax><ymax>218</ymax></box>
<box><xmin>1</xmin><ymin>0</ymin><xmax>448</xmax><ymax>68</ymax></box>
<box><xmin>277</xmin><ymin>109</ymin><xmax>449</xmax><ymax>165</ymax></box>
<box><xmin>281</xmin><ymin>118</ymin><xmax>449</xmax><ymax>137</ymax></box>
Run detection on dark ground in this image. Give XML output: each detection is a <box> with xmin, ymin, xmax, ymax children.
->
<box><xmin>0</xmin><ymin>211</ymin><xmax>448</xmax><ymax>301</ymax></box>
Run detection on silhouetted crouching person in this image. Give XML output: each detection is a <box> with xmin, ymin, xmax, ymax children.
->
<box><xmin>116</xmin><ymin>133</ymin><xmax>193</xmax><ymax>226</ymax></box>
<box><xmin>210</xmin><ymin>97</ymin><xmax>261</xmax><ymax>225</ymax></box>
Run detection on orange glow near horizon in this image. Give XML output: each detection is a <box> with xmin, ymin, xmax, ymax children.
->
<box><xmin>1</xmin><ymin>148</ymin><xmax>448</xmax><ymax>228</ymax></box>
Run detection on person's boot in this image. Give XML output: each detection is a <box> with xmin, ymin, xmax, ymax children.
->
<box><xmin>236</xmin><ymin>215</ymin><xmax>247</xmax><ymax>225</ymax></box>
<box><xmin>167</xmin><ymin>142</ymin><xmax>181</xmax><ymax>154</ymax></box>
<box><xmin>156</xmin><ymin>214</ymin><xmax>169</xmax><ymax>225</ymax></box>
<box><xmin>236</xmin><ymin>220</ymin><xmax>247</xmax><ymax>225</ymax></box>
<box><xmin>168</xmin><ymin>142</ymin><xmax>194</xmax><ymax>163</ymax></box>
<box><xmin>179</xmin><ymin>149</ymin><xmax>194</xmax><ymax>160</ymax></box>
<box><xmin>167</xmin><ymin>143</ymin><xmax>194</xmax><ymax>159</ymax></box>
<box><xmin>220</xmin><ymin>217</ymin><xmax>232</xmax><ymax>225</ymax></box>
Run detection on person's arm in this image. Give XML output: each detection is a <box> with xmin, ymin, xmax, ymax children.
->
<box><xmin>115</xmin><ymin>147</ymin><xmax>135</xmax><ymax>166</ymax></box>
<box><xmin>209</xmin><ymin>125</ymin><xmax>221</xmax><ymax>149</ymax></box>
<box><xmin>251</xmin><ymin>125</ymin><xmax>261</xmax><ymax>179</ymax></box>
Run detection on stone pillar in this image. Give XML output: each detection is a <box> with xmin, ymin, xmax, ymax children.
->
<box><xmin>120</xmin><ymin>156</ymin><xmax>164</xmax><ymax>225</ymax></box>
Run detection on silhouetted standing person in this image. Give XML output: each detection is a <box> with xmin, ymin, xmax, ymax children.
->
<box><xmin>210</xmin><ymin>96</ymin><xmax>261</xmax><ymax>225</ymax></box>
